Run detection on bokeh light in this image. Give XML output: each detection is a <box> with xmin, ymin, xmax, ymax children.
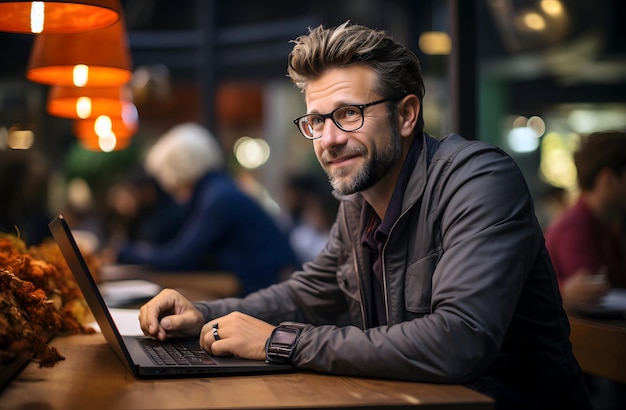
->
<box><xmin>539</xmin><ymin>131</ymin><xmax>579</xmax><ymax>189</ymax></box>
<box><xmin>234</xmin><ymin>136</ymin><xmax>270</xmax><ymax>169</ymax></box>
<box><xmin>506</xmin><ymin>115</ymin><xmax>545</xmax><ymax>153</ymax></box>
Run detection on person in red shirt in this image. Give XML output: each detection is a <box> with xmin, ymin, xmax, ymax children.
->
<box><xmin>545</xmin><ymin>130</ymin><xmax>626</xmax><ymax>309</ymax></box>
<box><xmin>545</xmin><ymin>130</ymin><xmax>626</xmax><ymax>410</ymax></box>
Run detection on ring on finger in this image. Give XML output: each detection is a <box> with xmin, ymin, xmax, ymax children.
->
<box><xmin>212</xmin><ymin>323</ymin><xmax>220</xmax><ymax>341</ymax></box>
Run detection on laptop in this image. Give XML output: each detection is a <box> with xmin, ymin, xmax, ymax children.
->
<box><xmin>49</xmin><ymin>214</ymin><xmax>293</xmax><ymax>378</ymax></box>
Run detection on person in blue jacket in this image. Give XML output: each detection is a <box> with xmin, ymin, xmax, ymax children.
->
<box><xmin>114</xmin><ymin>122</ymin><xmax>298</xmax><ymax>296</ymax></box>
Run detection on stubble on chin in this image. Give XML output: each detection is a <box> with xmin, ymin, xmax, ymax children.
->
<box><xmin>327</xmin><ymin>169</ymin><xmax>353</xmax><ymax>195</ymax></box>
<box><xmin>325</xmin><ymin>160</ymin><xmax>373</xmax><ymax>195</ymax></box>
<box><xmin>320</xmin><ymin>148</ymin><xmax>365</xmax><ymax>195</ymax></box>
<box><xmin>323</xmin><ymin>133</ymin><xmax>401</xmax><ymax>196</ymax></box>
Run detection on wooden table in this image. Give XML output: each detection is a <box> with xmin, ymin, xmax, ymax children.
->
<box><xmin>99</xmin><ymin>264</ymin><xmax>242</xmax><ymax>301</ymax></box>
<box><xmin>0</xmin><ymin>332</ymin><xmax>494</xmax><ymax>410</ymax></box>
<box><xmin>568</xmin><ymin>314</ymin><xmax>626</xmax><ymax>384</ymax></box>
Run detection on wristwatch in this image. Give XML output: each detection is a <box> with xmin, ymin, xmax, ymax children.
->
<box><xmin>265</xmin><ymin>322</ymin><xmax>307</xmax><ymax>364</ymax></box>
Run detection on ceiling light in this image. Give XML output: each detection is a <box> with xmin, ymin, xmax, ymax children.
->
<box><xmin>0</xmin><ymin>0</ymin><xmax>122</xmax><ymax>34</ymax></box>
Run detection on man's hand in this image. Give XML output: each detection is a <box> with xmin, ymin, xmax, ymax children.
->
<box><xmin>138</xmin><ymin>289</ymin><xmax>205</xmax><ymax>341</ymax></box>
<box><xmin>200</xmin><ymin>311</ymin><xmax>275</xmax><ymax>360</ymax></box>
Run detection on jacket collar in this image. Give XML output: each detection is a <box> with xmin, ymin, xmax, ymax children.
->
<box><xmin>401</xmin><ymin>131</ymin><xmax>439</xmax><ymax>212</ymax></box>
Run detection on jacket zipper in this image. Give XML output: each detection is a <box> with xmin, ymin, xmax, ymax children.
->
<box><xmin>343</xmin><ymin>206</ymin><xmax>368</xmax><ymax>328</ymax></box>
<box><xmin>381</xmin><ymin>201</ymin><xmax>418</xmax><ymax>325</ymax></box>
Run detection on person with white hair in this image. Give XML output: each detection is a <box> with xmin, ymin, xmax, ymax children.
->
<box><xmin>114</xmin><ymin>122</ymin><xmax>298</xmax><ymax>296</ymax></box>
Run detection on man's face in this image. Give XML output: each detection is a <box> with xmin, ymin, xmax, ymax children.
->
<box><xmin>305</xmin><ymin>65</ymin><xmax>401</xmax><ymax>195</ymax></box>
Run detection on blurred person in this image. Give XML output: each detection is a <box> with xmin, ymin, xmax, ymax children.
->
<box><xmin>109</xmin><ymin>122</ymin><xmax>298</xmax><ymax>296</ymax></box>
<box><xmin>535</xmin><ymin>184</ymin><xmax>569</xmax><ymax>231</ymax></box>
<box><xmin>104</xmin><ymin>168</ymin><xmax>186</xmax><ymax>246</ymax></box>
<box><xmin>545</xmin><ymin>130</ymin><xmax>626</xmax><ymax>309</ymax></box>
<box><xmin>138</xmin><ymin>22</ymin><xmax>591</xmax><ymax>409</ymax></box>
<box><xmin>283</xmin><ymin>172</ymin><xmax>338</xmax><ymax>266</ymax></box>
<box><xmin>60</xmin><ymin>177</ymin><xmax>105</xmax><ymax>252</ymax></box>
<box><xmin>545</xmin><ymin>130</ymin><xmax>626</xmax><ymax>410</ymax></box>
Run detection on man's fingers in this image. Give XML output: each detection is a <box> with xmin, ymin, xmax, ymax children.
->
<box><xmin>139</xmin><ymin>304</ymin><xmax>162</xmax><ymax>338</ymax></box>
<box><xmin>197</xmin><ymin>314</ymin><xmax>272</xmax><ymax>360</ymax></box>
<box><xmin>138</xmin><ymin>289</ymin><xmax>187</xmax><ymax>339</ymax></box>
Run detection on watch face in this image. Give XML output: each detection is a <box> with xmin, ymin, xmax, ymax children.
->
<box><xmin>273</xmin><ymin>328</ymin><xmax>298</xmax><ymax>346</ymax></box>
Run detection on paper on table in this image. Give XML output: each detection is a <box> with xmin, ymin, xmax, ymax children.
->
<box><xmin>89</xmin><ymin>308</ymin><xmax>143</xmax><ymax>336</ymax></box>
<box><xmin>99</xmin><ymin>279</ymin><xmax>161</xmax><ymax>307</ymax></box>
<box><xmin>598</xmin><ymin>288</ymin><xmax>626</xmax><ymax>311</ymax></box>
<box><xmin>571</xmin><ymin>288</ymin><xmax>626</xmax><ymax>318</ymax></box>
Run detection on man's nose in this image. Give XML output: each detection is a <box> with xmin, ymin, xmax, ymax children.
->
<box><xmin>318</xmin><ymin>118</ymin><xmax>348</xmax><ymax>148</ymax></box>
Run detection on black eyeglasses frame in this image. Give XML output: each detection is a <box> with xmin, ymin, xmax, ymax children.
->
<box><xmin>292</xmin><ymin>97</ymin><xmax>398</xmax><ymax>140</ymax></box>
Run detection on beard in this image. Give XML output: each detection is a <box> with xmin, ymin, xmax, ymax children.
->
<box><xmin>322</xmin><ymin>127</ymin><xmax>402</xmax><ymax>195</ymax></box>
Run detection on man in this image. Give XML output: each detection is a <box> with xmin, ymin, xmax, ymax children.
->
<box><xmin>545</xmin><ymin>130</ymin><xmax>626</xmax><ymax>309</ymax></box>
<box><xmin>139</xmin><ymin>22</ymin><xmax>591</xmax><ymax>409</ymax></box>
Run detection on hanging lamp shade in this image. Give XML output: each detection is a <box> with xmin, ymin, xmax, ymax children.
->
<box><xmin>26</xmin><ymin>16</ymin><xmax>132</xmax><ymax>86</ymax></box>
<box><xmin>47</xmin><ymin>84</ymin><xmax>133</xmax><ymax>119</ymax></box>
<box><xmin>0</xmin><ymin>0</ymin><xmax>122</xmax><ymax>34</ymax></box>
<box><xmin>73</xmin><ymin>105</ymin><xmax>138</xmax><ymax>139</ymax></box>
<box><xmin>77</xmin><ymin>132</ymin><xmax>132</xmax><ymax>151</ymax></box>
<box><xmin>73</xmin><ymin>114</ymin><xmax>137</xmax><ymax>151</ymax></box>
<box><xmin>72</xmin><ymin>104</ymin><xmax>138</xmax><ymax>151</ymax></box>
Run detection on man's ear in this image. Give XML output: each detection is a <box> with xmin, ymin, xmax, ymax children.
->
<box><xmin>396</xmin><ymin>94</ymin><xmax>420</xmax><ymax>138</ymax></box>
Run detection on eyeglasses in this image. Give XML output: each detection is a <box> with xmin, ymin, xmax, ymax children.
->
<box><xmin>293</xmin><ymin>97</ymin><xmax>396</xmax><ymax>140</ymax></box>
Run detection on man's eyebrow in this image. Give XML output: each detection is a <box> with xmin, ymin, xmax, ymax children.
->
<box><xmin>306</xmin><ymin>101</ymin><xmax>359</xmax><ymax>114</ymax></box>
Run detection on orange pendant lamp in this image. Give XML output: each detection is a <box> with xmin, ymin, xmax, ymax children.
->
<box><xmin>0</xmin><ymin>0</ymin><xmax>122</xmax><ymax>34</ymax></box>
<box><xmin>47</xmin><ymin>85</ymin><xmax>133</xmax><ymax>119</ymax></box>
<box><xmin>77</xmin><ymin>131</ymin><xmax>132</xmax><ymax>151</ymax></box>
<box><xmin>72</xmin><ymin>105</ymin><xmax>138</xmax><ymax>151</ymax></box>
<box><xmin>26</xmin><ymin>15</ymin><xmax>132</xmax><ymax>86</ymax></box>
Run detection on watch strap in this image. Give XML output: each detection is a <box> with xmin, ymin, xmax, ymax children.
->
<box><xmin>265</xmin><ymin>322</ymin><xmax>306</xmax><ymax>364</ymax></box>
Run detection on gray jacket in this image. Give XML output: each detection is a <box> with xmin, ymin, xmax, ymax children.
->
<box><xmin>196</xmin><ymin>132</ymin><xmax>590</xmax><ymax>408</ymax></box>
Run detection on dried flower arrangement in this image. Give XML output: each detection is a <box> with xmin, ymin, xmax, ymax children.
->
<box><xmin>0</xmin><ymin>233</ymin><xmax>97</xmax><ymax>370</ymax></box>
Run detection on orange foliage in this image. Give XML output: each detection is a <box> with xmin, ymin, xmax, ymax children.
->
<box><xmin>0</xmin><ymin>234</ymin><xmax>97</xmax><ymax>368</ymax></box>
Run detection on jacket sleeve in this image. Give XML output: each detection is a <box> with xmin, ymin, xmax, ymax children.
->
<box><xmin>194</xmin><ymin>214</ymin><xmax>353</xmax><ymax>325</ymax></box>
<box><xmin>290</xmin><ymin>142</ymin><xmax>546</xmax><ymax>383</ymax></box>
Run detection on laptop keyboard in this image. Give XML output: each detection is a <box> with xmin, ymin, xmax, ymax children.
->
<box><xmin>140</xmin><ymin>339</ymin><xmax>218</xmax><ymax>366</ymax></box>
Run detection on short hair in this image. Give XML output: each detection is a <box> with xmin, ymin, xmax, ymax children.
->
<box><xmin>144</xmin><ymin>122</ymin><xmax>224</xmax><ymax>192</ymax></box>
<box><xmin>287</xmin><ymin>21</ymin><xmax>425</xmax><ymax>131</ymax></box>
<box><xmin>574</xmin><ymin>130</ymin><xmax>626</xmax><ymax>190</ymax></box>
